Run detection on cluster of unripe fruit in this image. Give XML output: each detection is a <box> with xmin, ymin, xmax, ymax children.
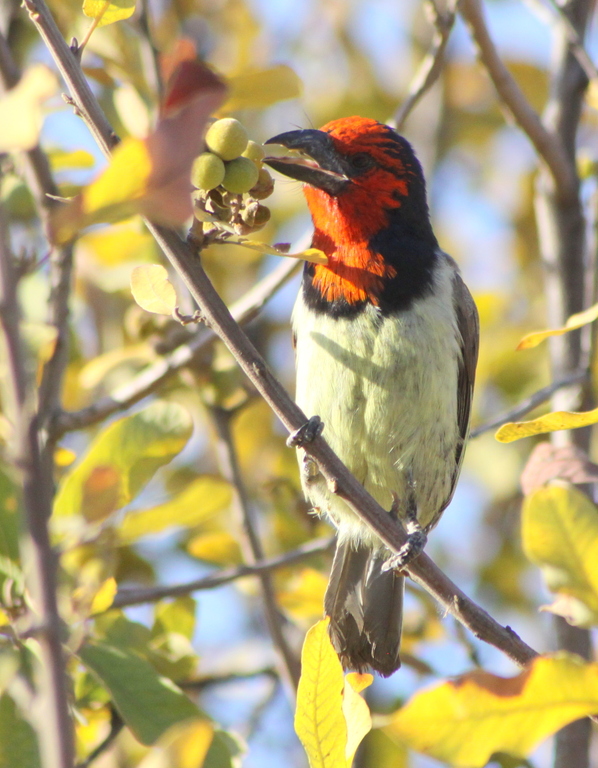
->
<box><xmin>191</xmin><ymin>118</ymin><xmax>274</xmax><ymax>239</ymax></box>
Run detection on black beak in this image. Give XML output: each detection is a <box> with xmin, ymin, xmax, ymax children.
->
<box><xmin>264</xmin><ymin>129</ymin><xmax>349</xmax><ymax>196</ymax></box>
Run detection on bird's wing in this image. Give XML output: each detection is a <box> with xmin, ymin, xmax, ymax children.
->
<box><xmin>447</xmin><ymin>270</ymin><xmax>479</xmax><ymax>503</ymax></box>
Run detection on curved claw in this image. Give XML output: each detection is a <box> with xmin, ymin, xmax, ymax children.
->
<box><xmin>287</xmin><ymin>415</ymin><xmax>324</xmax><ymax>447</ymax></box>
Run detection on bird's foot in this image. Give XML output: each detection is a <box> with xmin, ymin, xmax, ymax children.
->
<box><xmin>287</xmin><ymin>415</ymin><xmax>324</xmax><ymax>447</ymax></box>
<box><xmin>382</xmin><ymin>524</ymin><xmax>427</xmax><ymax>572</ymax></box>
<box><xmin>383</xmin><ymin>485</ymin><xmax>426</xmax><ymax>571</ymax></box>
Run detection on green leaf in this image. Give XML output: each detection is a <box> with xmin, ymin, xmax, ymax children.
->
<box><xmin>119</xmin><ymin>475</ymin><xmax>231</xmax><ymax>542</ymax></box>
<box><xmin>78</xmin><ymin>640</ymin><xmax>200</xmax><ymax>745</ymax></box>
<box><xmin>0</xmin><ymin>468</ymin><xmax>20</xmax><ymax>565</ymax></box>
<box><xmin>0</xmin><ymin>694</ymin><xmax>41</xmax><ymax>768</ymax></box>
<box><xmin>522</xmin><ymin>485</ymin><xmax>598</xmax><ymax>626</ymax></box>
<box><xmin>54</xmin><ymin>401</ymin><xmax>193</xmax><ymax>522</ymax></box>
<box><xmin>152</xmin><ymin>597</ymin><xmax>197</xmax><ymax>642</ymax></box>
<box><xmin>204</xmin><ymin>730</ymin><xmax>246</xmax><ymax>768</ymax></box>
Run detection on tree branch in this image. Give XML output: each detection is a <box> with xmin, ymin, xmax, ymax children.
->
<box><xmin>459</xmin><ymin>0</ymin><xmax>577</xmax><ymax>199</ymax></box>
<box><xmin>50</xmin><ymin>257</ymin><xmax>300</xmax><ymax>437</ymax></box>
<box><xmin>113</xmin><ymin>537</ymin><xmax>334</xmax><ymax>608</ymax></box>
<box><xmin>211</xmin><ymin>406</ymin><xmax>301</xmax><ymax>692</ymax></box>
<box><xmin>29</xmin><ymin>0</ymin><xmax>539</xmax><ymax>670</ymax></box>
<box><xmin>393</xmin><ymin>0</ymin><xmax>456</xmax><ymax>131</ymax></box>
<box><xmin>0</xmin><ymin>203</ymin><xmax>73</xmax><ymax>767</ymax></box>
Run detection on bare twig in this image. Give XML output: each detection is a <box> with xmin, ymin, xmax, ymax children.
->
<box><xmin>0</xmin><ymin>204</ymin><xmax>73</xmax><ymax>766</ymax></box>
<box><xmin>211</xmin><ymin>407</ymin><xmax>301</xmax><ymax>692</ymax></box>
<box><xmin>459</xmin><ymin>0</ymin><xmax>577</xmax><ymax>199</ymax></box>
<box><xmin>392</xmin><ymin>0</ymin><xmax>456</xmax><ymax>130</ymax></box>
<box><xmin>51</xmin><ymin>257</ymin><xmax>300</xmax><ymax>437</ymax></box>
<box><xmin>30</xmin><ymin>0</ymin><xmax>539</xmax><ymax>670</ymax></box>
<box><xmin>113</xmin><ymin>537</ymin><xmax>334</xmax><ymax>608</ymax></box>
<box><xmin>469</xmin><ymin>368</ymin><xmax>589</xmax><ymax>438</ymax></box>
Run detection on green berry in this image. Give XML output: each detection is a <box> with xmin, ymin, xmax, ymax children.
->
<box><xmin>242</xmin><ymin>141</ymin><xmax>266</xmax><ymax>164</ymax></box>
<box><xmin>191</xmin><ymin>152</ymin><xmax>225</xmax><ymax>190</ymax></box>
<box><xmin>205</xmin><ymin>118</ymin><xmax>248</xmax><ymax>161</ymax></box>
<box><xmin>222</xmin><ymin>156</ymin><xmax>260</xmax><ymax>194</ymax></box>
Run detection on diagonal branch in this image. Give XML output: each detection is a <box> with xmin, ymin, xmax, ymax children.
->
<box><xmin>113</xmin><ymin>537</ymin><xmax>334</xmax><ymax>608</ymax></box>
<box><xmin>28</xmin><ymin>0</ymin><xmax>538</xmax><ymax>670</ymax></box>
<box><xmin>459</xmin><ymin>0</ymin><xmax>577</xmax><ymax>199</ymax></box>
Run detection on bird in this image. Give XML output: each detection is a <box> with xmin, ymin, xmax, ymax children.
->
<box><xmin>264</xmin><ymin>116</ymin><xmax>479</xmax><ymax>677</ymax></box>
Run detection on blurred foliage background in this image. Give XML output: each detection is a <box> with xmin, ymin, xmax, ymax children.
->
<box><xmin>1</xmin><ymin>0</ymin><xmax>597</xmax><ymax>766</ymax></box>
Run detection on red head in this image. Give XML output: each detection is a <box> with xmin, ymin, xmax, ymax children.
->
<box><xmin>265</xmin><ymin>117</ymin><xmax>437</xmax><ymax>312</ymax></box>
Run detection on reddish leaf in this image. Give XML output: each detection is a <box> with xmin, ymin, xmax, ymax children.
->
<box><xmin>160</xmin><ymin>39</ymin><xmax>199</xmax><ymax>97</ymax></box>
<box><xmin>50</xmin><ymin>61</ymin><xmax>227</xmax><ymax>242</ymax></box>
<box><xmin>520</xmin><ymin>442</ymin><xmax>598</xmax><ymax>496</ymax></box>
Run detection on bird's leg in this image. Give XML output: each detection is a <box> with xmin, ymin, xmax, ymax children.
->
<box><xmin>287</xmin><ymin>415</ymin><xmax>324</xmax><ymax>447</ymax></box>
<box><xmin>382</xmin><ymin>475</ymin><xmax>427</xmax><ymax>572</ymax></box>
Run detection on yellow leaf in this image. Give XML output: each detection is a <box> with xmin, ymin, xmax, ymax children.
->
<box><xmin>51</xmin><ymin>137</ymin><xmax>152</xmax><ymax>243</ymax></box>
<box><xmin>136</xmin><ymin>717</ymin><xmax>214</xmax><ymax>768</ymax></box>
<box><xmin>226</xmin><ymin>237</ymin><xmax>327</xmax><ymax>265</ymax></box>
<box><xmin>342</xmin><ymin>673</ymin><xmax>373</xmax><ymax>764</ymax></box>
<box><xmin>90</xmin><ymin>577</ymin><xmax>117</xmax><ymax>614</ymax></box>
<box><xmin>119</xmin><ymin>476</ymin><xmax>232</xmax><ymax>543</ymax></box>
<box><xmin>130</xmin><ymin>264</ymin><xmax>177</xmax><ymax>315</ymax></box>
<box><xmin>54</xmin><ymin>446</ymin><xmax>77</xmax><ymax>467</ymax></box>
<box><xmin>49</xmin><ymin>149</ymin><xmax>95</xmax><ymax>171</ymax></box>
<box><xmin>387</xmin><ymin>654</ymin><xmax>598</xmax><ymax>767</ymax></box>
<box><xmin>82</xmin><ymin>0</ymin><xmax>135</xmax><ymax>27</ymax></box>
<box><xmin>278</xmin><ymin>568</ymin><xmax>328</xmax><ymax>622</ymax></box>
<box><xmin>187</xmin><ymin>531</ymin><xmax>241</xmax><ymax>565</ymax></box>
<box><xmin>522</xmin><ymin>485</ymin><xmax>598</xmax><ymax>626</ymax></box>
<box><xmin>79</xmin><ymin>221</ymin><xmax>155</xmax><ymax>266</ymax></box>
<box><xmin>0</xmin><ymin>65</ymin><xmax>57</xmax><ymax>152</ymax></box>
<box><xmin>495</xmin><ymin>407</ymin><xmax>598</xmax><ymax>443</ymax></box>
<box><xmin>517</xmin><ymin>301</ymin><xmax>598</xmax><ymax>350</ymax></box>
<box><xmin>295</xmin><ymin>618</ymin><xmax>347</xmax><ymax>768</ymax></box>
<box><xmin>222</xmin><ymin>66</ymin><xmax>302</xmax><ymax>112</ymax></box>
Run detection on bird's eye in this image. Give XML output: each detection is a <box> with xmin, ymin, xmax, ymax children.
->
<box><xmin>350</xmin><ymin>153</ymin><xmax>373</xmax><ymax>171</ymax></box>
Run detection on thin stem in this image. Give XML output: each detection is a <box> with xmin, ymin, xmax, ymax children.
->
<box><xmin>212</xmin><ymin>407</ymin><xmax>301</xmax><ymax>692</ymax></box>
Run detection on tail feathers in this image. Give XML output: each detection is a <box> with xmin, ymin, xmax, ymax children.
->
<box><xmin>324</xmin><ymin>540</ymin><xmax>403</xmax><ymax>677</ymax></box>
